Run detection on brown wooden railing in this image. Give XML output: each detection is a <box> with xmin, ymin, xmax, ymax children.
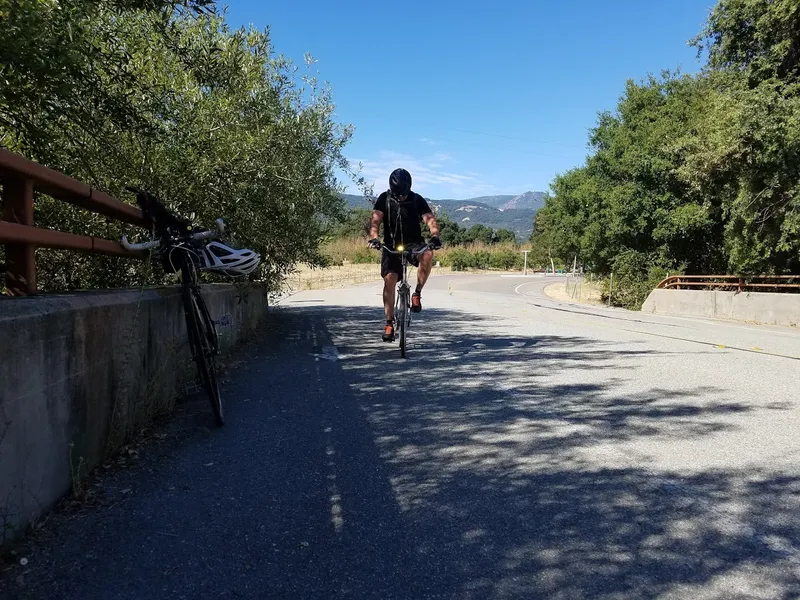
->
<box><xmin>656</xmin><ymin>275</ymin><xmax>800</xmax><ymax>292</ymax></box>
<box><xmin>0</xmin><ymin>149</ymin><xmax>148</xmax><ymax>296</ymax></box>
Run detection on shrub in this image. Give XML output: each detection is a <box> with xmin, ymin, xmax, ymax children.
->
<box><xmin>471</xmin><ymin>250</ymin><xmax>492</xmax><ymax>269</ymax></box>
<box><xmin>606</xmin><ymin>250</ymin><xmax>681</xmax><ymax>310</ymax></box>
<box><xmin>489</xmin><ymin>249</ymin><xmax>521</xmax><ymax>271</ymax></box>
<box><xmin>446</xmin><ymin>248</ymin><xmax>473</xmax><ymax>271</ymax></box>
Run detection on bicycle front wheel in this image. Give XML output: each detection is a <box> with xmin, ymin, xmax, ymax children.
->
<box><xmin>182</xmin><ymin>276</ymin><xmax>223</xmax><ymax>425</ymax></box>
<box><xmin>397</xmin><ymin>292</ymin><xmax>407</xmax><ymax>358</ymax></box>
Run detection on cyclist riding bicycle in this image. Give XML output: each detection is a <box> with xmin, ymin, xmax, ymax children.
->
<box><xmin>367</xmin><ymin>168</ymin><xmax>441</xmax><ymax>342</ymax></box>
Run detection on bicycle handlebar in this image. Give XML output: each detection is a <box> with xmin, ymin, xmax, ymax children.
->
<box><xmin>379</xmin><ymin>243</ymin><xmax>432</xmax><ymax>255</ymax></box>
<box><xmin>121</xmin><ymin>218</ymin><xmax>225</xmax><ymax>252</ymax></box>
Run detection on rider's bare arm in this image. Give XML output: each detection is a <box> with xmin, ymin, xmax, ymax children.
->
<box><xmin>369</xmin><ymin>209</ymin><xmax>383</xmax><ymax>240</ymax></box>
<box><xmin>422</xmin><ymin>212</ymin><xmax>440</xmax><ymax>238</ymax></box>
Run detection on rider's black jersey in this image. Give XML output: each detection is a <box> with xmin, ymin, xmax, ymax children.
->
<box><xmin>373</xmin><ymin>191</ymin><xmax>433</xmax><ymax>248</ymax></box>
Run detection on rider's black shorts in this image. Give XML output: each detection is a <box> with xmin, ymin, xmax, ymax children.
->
<box><xmin>381</xmin><ymin>241</ymin><xmax>428</xmax><ymax>278</ymax></box>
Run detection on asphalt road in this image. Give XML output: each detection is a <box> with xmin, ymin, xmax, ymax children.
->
<box><xmin>3</xmin><ymin>274</ymin><xmax>800</xmax><ymax>599</ymax></box>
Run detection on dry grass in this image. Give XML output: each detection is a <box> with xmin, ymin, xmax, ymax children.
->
<box><xmin>322</xmin><ymin>237</ymin><xmax>379</xmax><ymax>265</ymax></box>
<box><xmin>278</xmin><ymin>237</ymin><xmax>535</xmax><ymax>294</ymax></box>
<box><xmin>437</xmin><ymin>240</ymin><xmax>529</xmax><ymax>255</ymax></box>
<box><xmin>282</xmin><ymin>263</ymin><xmax>473</xmax><ymax>293</ymax></box>
<box><xmin>544</xmin><ymin>276</ymin><xmax>605</xmax><ymax>306</ymax></box>
<box><xmin>322</xmin><ymin>237</ymin><xmax>535</xmax><ymax>268</ymax></box>
<box><xmin>283</xmin><ymin>263</ymin><xmax>381</xmax><ymax>292</ymax></box>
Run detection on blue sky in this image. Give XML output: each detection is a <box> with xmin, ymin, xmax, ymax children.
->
<box><xmin>222</xmin><ymin>0</ymin><xmax>716</xmax><ymax>200</ymax></box>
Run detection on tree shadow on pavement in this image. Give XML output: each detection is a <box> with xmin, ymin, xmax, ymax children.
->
<box><xmin>266</xmin><ymin>302</ymin><xmax>800</xmax><ymax>600</ymax></box>
<box><xmin>4</xmin><ymin>300</ymin><xmax>797</xmax><ymax>600</ymax></box>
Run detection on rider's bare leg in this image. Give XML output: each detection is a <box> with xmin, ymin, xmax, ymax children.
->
<box><xmin>415</xmin><ymin>250</ymin><xmax>433</xmax><ymax>293</ymax></box>
<box><xmin>383</xmin><ymin>273</ymin><xmax>398</xmax><ymax>321</ymax></box>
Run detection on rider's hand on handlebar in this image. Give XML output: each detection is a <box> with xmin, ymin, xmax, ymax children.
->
<box><xmin>429</xmin><ymin>236</ymin><xmax>442</xmax><ymax>250</ymax></box>
<box><xmin>368</xmin><ymin>238</ymin><xmax>381</xmax><ymax>250</ymax></box>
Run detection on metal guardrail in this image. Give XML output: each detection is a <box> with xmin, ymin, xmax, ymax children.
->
<box><xmin>656</xmin><ymin>275</ymin><xmax>800</xmax><ymax>292</ymax></box>
<box><xmin>0</xmin><ymin>149</ymin><xmax>149</xmax><ymax>296</ymax></box>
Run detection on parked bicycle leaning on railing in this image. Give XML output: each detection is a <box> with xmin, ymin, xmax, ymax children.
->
<box><xmin>121</xmin><ymin>187</ymin><xmax>260</xmax><ymax>426</ymax></box>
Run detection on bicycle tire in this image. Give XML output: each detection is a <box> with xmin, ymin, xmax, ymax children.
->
<box><xmin>181</xmin><ymin>267</ymin><xmax>224</xmax><ymax>425</ymax></box>
<box><xmin>398</xmin><ymin>291</ymin><xmax>407</xmax><ymax>358</ymax></box>
<box><xmin>194</xmin><ymin>288</ymin><xmax>220</xmax><ymax>356</ymax></box>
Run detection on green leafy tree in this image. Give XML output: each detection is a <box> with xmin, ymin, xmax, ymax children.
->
<box><xmin>1</xmin><ymin>2</ymin><xmax>355</xmax><ymax>292</ymax></box>
<box><xmin>463</xmin><ymin>223</ymin><xmax>494</xmax><ymax>245</ymax></box>
<box><xmin>530</xmin><ymin>0</ymin><xmax>800</xmax><ymax>306</ymax></box>
<box><xmin>693</xmin><ymin>0</ymin><xmax>800</xmax><ymax>85</ymax></box>
<box><xmin>494</xmin><ymin>228</ymin><xmax>518</xmax><ymax>244</ymax></box>
<box><xmin>331</xmin><ymin>208</ymin><xmax>373</xmax><ymax>239</ymax></box>
<box><xmin>684</xmin><ymin>0</ymin><xmax>800</xmax><ymax>274</ymax></box>
<box><xmin>0</xmin><ymin>0</ymin><xmax>214</xmax><ymax>165</ymax></box>
<box><xmin>531</xmin><ymin>72</ymin><xmax>718</xmax><ymax>305</ymax></box>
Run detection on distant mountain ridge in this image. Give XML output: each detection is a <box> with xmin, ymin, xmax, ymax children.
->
<box><xmin>435</xmin><ymin>191</ymin><xmax>545</xmax><ymax>211</ymax></box>
<box><xmin>500</xmin><ymin>191</ymin><xmax>546</xmax><ymax>211</ymax></box>
<box><xmin>341</xmin><ymin>191</ymin><xmax>545</xmax><ymax>240</ymax></box>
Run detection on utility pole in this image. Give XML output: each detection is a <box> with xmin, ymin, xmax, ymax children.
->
<box><xmin>521</xmin><ymin>250</ymin><xmax>530</xmax><ymax>276</ymax></box>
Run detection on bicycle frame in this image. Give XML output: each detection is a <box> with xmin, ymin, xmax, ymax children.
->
<box><xmin>121</xmin><ymin>208</ymin><xmax>226</xmax><ymax>424</ymax></box>
<box><xmin>381</xmin><ymin>242</ymin><xmax>430</xmax><ymax>297</ymax></box>
<box><xmin>381</xmin><ymin>243</ymin><xmax>430</xmax><ymax>357</ymax></box>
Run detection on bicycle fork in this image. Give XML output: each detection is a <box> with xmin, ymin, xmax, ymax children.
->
<box><xmin>395</xmin><ymin>282</ymin><xmax>411</xmax><ymax>324</ymax></box>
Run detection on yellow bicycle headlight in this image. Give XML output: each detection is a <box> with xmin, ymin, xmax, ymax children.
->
<box><xmin>397</xmin><ymin>245</ymin><xmax>405</xmax><ymax>252</ymax></box>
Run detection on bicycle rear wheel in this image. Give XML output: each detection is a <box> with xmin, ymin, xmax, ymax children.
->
<box><xmin>181</xmin><ymin>268</ymin><xmax>223</xmax><ymax>425</ymax></box>
<box><xmin>397</xmin><ymin>291</ymin><xmax>407</xmax><ymax>358</ymax></box>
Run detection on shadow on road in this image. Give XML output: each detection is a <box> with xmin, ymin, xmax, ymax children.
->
<box><xmin>254</xmin><ymin>303</ymin><xmax>800</xmax><ymax>599</ymax></box>
<box><xmin>3</xmin><ymin>301</ymin><xmax>798</xmax><ymax>600</ymax></box>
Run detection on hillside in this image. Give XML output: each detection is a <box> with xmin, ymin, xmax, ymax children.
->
<box><xmin>499</xmin><ymin>191</ymin><xmax>546</xmax><ymax>211</ymax></box>
<box><xmin>342</xmin><ymin>191</ymin><xmax>544</xmax><ymax>240</ymax></box>
<box><xmin>438</xmin><ymin>191</ymin><xmax>546</xmax><ymax>211</ymax></box>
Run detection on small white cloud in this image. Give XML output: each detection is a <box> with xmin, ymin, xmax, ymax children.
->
<box><xmin>419</xmin><ymin>137</ymin><xmax>437</xmax><ymax>145</ymax></box>
<box><xmin>349</xmin><ymin>151</ymin><xmax>477</xmax><ymax>188</ymax></box>
<box><xmin>346</xmin><ymin>150</ymin><xmax>494</xmax><ymax>197</ymax></box>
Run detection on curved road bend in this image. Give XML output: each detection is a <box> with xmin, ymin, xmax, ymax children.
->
<box><xmin>3</xmin><ymin>274</ymin><xmax>800</xmax><ymax>599</ymax></box>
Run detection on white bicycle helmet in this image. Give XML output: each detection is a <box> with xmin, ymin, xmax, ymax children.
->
<box><xmin>199</xmin><ymin>241</ymin><xmax>261</xmax><ymax>277</ymax></box>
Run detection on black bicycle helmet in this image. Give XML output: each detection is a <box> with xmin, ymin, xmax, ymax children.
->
<box><xmin>389</xmin><ymin>168</ymin><xmax>412</xmax><ymax>196</ymax></box>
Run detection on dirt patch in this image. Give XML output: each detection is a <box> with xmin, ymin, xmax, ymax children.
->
<box><xmin>544</xmin><ymin>277</ymin><xmax>605</xmax><ymax>306</ymax></box>
<box><xmin>281</xmin><ymin>263</ymin><xmax>501</xmax><ymax>293</ymax></box>
<box><xmin>282</xmin><ymin>263</ymin><xmax>381</xmax><ymax>292</ymax></box>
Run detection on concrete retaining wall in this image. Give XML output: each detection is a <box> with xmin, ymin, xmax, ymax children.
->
<box><xmin>641</xmin><ymin>289</ymin><xmax>800</xmax><ymax>327</ymax></box>
<box><xmin>0</xmin><ymin>284</ymin><xmax>268</xmax><ymax>542</ymax></box>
